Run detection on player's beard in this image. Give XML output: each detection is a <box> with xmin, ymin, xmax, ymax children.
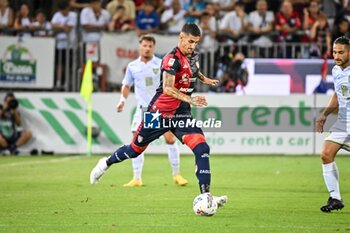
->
<box><xmin>338</xmin><ymin>56</ymin><xmax>349</xmax><ymax>68</ymax></box>
<box><xmin>143</xmin><ymin>54</ymin><xmax>152</xmax><ymax>61</ymax></box>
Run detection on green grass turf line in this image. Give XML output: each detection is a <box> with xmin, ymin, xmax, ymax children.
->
<box><xmin>0</xmin><ymin>155</ymin><xmax>349</xmax><ymax>233</ymax></box>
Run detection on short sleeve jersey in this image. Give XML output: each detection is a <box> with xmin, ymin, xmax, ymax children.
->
<box><xmin>148</xmin><ymin>47</ymin><xmax>199</xmax><ymax>117</ymax></box>
<box><xmin>332</xmin><ymin>65</ymin><xmax>350</xmax><ymax>121</ymax></box>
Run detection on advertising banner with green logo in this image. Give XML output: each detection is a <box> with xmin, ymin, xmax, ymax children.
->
<box><xmin>9</xmin><ymin>93</ymin><xmax>342</xmax><ymax>155</ymax></box>
<box><xmin>0</xmin><ymin>36</ymin><xmax>55</xmax><ymax>88</ymax></box>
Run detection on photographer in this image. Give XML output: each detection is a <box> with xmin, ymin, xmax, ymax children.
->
<box><xmin>0</xmin><ymin>93</ymin><xmax>32</xmax><ymax>155</ymax></box>
<box><xmin>216</xmin><ymin>52</ymin><xmax>249</xmax><ymax>93</ymax></box>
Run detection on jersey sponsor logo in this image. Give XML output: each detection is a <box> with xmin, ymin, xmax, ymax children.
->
<box><xmin>179</xmin><ymin>87</ymin><xmax>194</xmax><ymax>92</ymax></box>
<box><xmin>168</xmin><ymin>58</ymin><xmax>175</xmax><ymax>66</ymax></box>
<box><xmin>201</xmin><ymin>153</ymin><xmax>210</xmax><ymax>158</ymax></box>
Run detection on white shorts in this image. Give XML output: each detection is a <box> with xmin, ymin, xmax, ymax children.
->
<box><xmin>325</xmin><ymin>120</ymin><xmax>350</xmax><ymax>151</ymax></box>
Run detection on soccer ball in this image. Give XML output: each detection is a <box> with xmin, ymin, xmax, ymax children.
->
<box><xmin>193</xmin><ymin>193</ymin><xmax>218</xmax><ymax>216</ymax></box>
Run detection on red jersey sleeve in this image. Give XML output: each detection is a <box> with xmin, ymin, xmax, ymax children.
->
<box><xmin>161</xmin><ymin>54</ymin><xmax>181</xmax><ymax>75</ymax></box>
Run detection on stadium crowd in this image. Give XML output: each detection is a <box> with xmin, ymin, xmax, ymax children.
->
<box><xmin>1</xmin><ymin>0</ymin><xmax>349</xmax><ymax>91</ymax></box>
<box><xmin>1</xmin><ymin>0</ymin><xmax>349</xmax><ymax>56</ymax></box>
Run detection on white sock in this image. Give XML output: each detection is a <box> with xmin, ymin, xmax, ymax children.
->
<box><xmin>322</xmin><ymin>162</ymin><xmax>341</xmax><ymax>200</ymax></box>
<box><xmin>167</xmin><ymin>143</ymin><xmax>180</xmax><ymax>176</ymax></box>
<box><xmin>132</xmin><ymin>153</ymin><xmax>144</xmax><ymax>180</ymax></box>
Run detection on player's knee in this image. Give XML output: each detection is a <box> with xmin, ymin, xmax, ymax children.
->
<box><xmin>320</xmin><ymin>150</ymin><xmax>334</xmax><ymax>163</ymax></box>
<box><xmin>22</xmin><ymin>130</ymin><xmax>32</xmax><ymax>140</ymax></box>
<box><xmin>183</xmin><ymin>134</ymin><xmax>206</xmax><ymax>150</ymax></box>
<box><xmin>0</xmin><ymin>135</ymin><xmax>8</xmax><ymax>148</ymax></box>
<box><xmin>163</xmin><ymin>132</ymin><xmax>176</xmax><ymax>144</ymax></box>
<box><xmin>165</xmin><ymin>137</ymin><xmax>176</xmax><ymax>145</ymax></box>
<box><xmin>130</xmin><ymin>142</ymin><xmax>147</xmax><ymax>158</ymax></box>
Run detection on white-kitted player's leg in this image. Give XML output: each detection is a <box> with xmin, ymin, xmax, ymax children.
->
<box><xmin>320</xmin><ymin>129</ymin><xmax>347</xmax><ymax>212</ymax></box>
<box><xmin>124</xmin><ymin>108</ymin><xmax>144</xmax><ymax>187</ymax></box>
<box><xmin>164</xmin><ymin>131</ymin><xmax>188</xmax><ymax>186</ymax></box>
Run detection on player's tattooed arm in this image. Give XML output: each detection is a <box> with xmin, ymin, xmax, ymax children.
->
<box><xmin>163</xmin><ymin>71</ymin><xmax>207</xmax><ymax>106</ymax></box>
<box><xmin>197</xmin><ymin>71</ymin><xmax>219</xmax><ymax>86</ymax></box>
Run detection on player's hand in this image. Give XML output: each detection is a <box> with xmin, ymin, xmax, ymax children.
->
<box><xmin>316</xmin><ymin>115</ymin><xmax>327</xmax><ymax>133</ymax></box>
<box><xmin>203</xmin><ymin>78</ymin><xmax>219</xmax><ymax>87</ymax></box>
<box><xmin>116</xmin><ymin>101</ymin><xmax>125</xmax><ymax>112</ymax></box>
<box><xmin>190</xmin><ymin>96</ymin><xmax>207</xmax><ymax>107</ymax></box>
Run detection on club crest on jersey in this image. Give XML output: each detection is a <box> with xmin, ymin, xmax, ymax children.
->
<box><xmin>168</xmin><ymin>58</ymin><xmax>175</xmax><ymax>66</ymax></box>
<box><xmin>153</xmin><ymin>68</ymin><xmax>159</xmax><ymax>75</ymax></box>
<box><xmin>180</xmin><ymin>74</ymin><xmax>189</xmax><ymax>84</ymax></box>
<box><xmin>137</xmin><ymin>135</ymin><xmax>143</xmax><ymax>143</ymax></box>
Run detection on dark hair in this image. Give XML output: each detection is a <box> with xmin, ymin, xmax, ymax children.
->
<box><xmin>57</xmin><ymin>0</ymin><xmax>70</xmax><ymax>10</ymax></box>
<box><xmin>144</xmin><ymin>0</ymin><xmax>156</xmax><ymax>7</ymax></box>
<box><xmin>334</xmin><ymin>36</ymin><xmax>350</xmax><ymax>47</ymax></box>
<box><xmin>4</xmin><ymin>92</ymin><xmax>15</xmax><ymax>101</ymax></box>
<box><xmin>5</xmin><ymin>92</ymin><xmax>15</xmax><ymax>99</ymax></box>
<box><xmin>139</xmin><ymin>34</ymin><xmax>156</xmax><ymax>44</ymax></box>
<box><xmin>181</xmin><ymin>23</ymin><xmax>201</xmax><ymax>37</ymax></box>
<box><xmin>35</xmin><ymin>8</ymin><xmax>46</xmax><ymax>17</ymax></box>
<box><xmin>235</xmin><ymin>1</ymin><xmax>244</xmax><ymax>7</ymax></box>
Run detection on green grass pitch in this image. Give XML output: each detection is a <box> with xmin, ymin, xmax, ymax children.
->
<box><xmin>0</xmin><ymin>154</ymin><xmax>349</xmax><ymax>233</ymax></box>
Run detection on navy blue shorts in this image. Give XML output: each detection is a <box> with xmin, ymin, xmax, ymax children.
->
<box><xmin>133</xmin><ymin>116</ymin><xmax>203</xmax><ymax>147</ymax></box>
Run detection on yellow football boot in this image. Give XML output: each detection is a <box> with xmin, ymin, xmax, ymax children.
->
<box><xmin>123</xmin><ymin>179</ymin><xmax>143</xmax><ymax>187</ymax></box>
<box><xmin>173</xmin><ymin>174</ymin><xmax>188</xmax><ymax>186</ymax></box>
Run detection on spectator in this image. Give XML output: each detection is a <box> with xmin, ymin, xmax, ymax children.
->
<box><xmin>164</xmin><ymin>0</ymin><xmax>190</xmax><ymax>10</ymax></box>
<box><xmin>0</xmin><ymin>0</ymin><xmax>14</xmax><ymax>34</ymax></box>
<box><xmin>185</xmin><ymin>0</ymin><xmax>206</xmax><ymax>23</ymax></box>
<box><xmin>302</xmin><ymin>0</ymin><xmax>331</xmax><ymax>58</ymax></box>
<box><xmin>80</xmin><ymin>0</ymin><xmax>110</xmax><ymax>43</ymax></box>
<box><xmin>219</xmin><ymin>1</ymin><xmax>248</xmax><ymax>43</ymax></box>
<box><xmin>289</xmin><ymin>0</ymin><xmax>309</xmax><ymax>17</ymax></box>
<box><xmin>0</xmin><ymin>92</ymin><xmax>32</xmax><ymax>155</ymax></box>
<box><xmin>14</xmin><ymin>2</ymin><xmax>33</xmax><ymax>37</ymax></box>
<box><xmin>70</xmin><ymin>0</ymin><xmax>90</xmax><ymax>11</ymax></box>
<box><xmin>274</xmin><ymin>0</ymin><xmax>302</xmax><ymax>57</ymax></box>
<box><xmin>199</xmin><ymin>11</ymin><xmax>217</xmax><ymax>50</ymax></box>
<box><xmin>108</xmin><ymin>5</ymin><xmax>135</xmax><ymax>32</ymax></box>
<box><xmin>31</xmin><ymin>9</ymin><xmax>52</xmax><ymax>37</ymax></box>
<box><xmin>51</xmin><ymin>0</ymin><xmax>77</xmax><ymax>50</ymax></box>
<box><xmin>215</xmin><ymin>0</ymin><xmax>236</xmax><ymax>15</ymax></box>
<box><xmin>106</xmin><ymin>0</ymin><xmax>136</xmax><ymax>21</ymax></box>
<box><xmin>335</xmin><ymin>1</ymin><xmax>350</xmax><ymax>24</ymax></box>
<box><xmin>51</xmin><ymin>0</ymin><xmax>77</xmax><ymax>88</ymax></box>
<box><xmin>275</xmin><ymin>0</ymin><xmax>301</xmax><ymax>42</ymax></box>
<box><xmin>247</xmin><ymin>0</ymin><xmax>274</xmax><ymax>52</ymax></box>
<box><xmin>241</xmin><ymin>0</ymin><xmax>257</xmax><ymax>13</ymax></box>
<box><xmin>160</xmin><ymin>0</ymin><xmax>186</xmax><ymax>33</ymax></box>
<box><xmin>332</xmin><ymin>17</ymin><xmax>350</xmax><ymax>42</ymax></box>
<box><xmin>135</xmin><ymin>0</ymin><xmax>160</xmax><ymax>36</ymax></box>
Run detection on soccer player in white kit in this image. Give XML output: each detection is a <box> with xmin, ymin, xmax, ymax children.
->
<box><xmin>316</xmin><ymin>36</ymin><xmax>350</xmax><ymax>212</ymax></box>
<box><xmin>116</xmin><ymin>35</ymin><xmax>188</xmax><ymax>187</ymax></box>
